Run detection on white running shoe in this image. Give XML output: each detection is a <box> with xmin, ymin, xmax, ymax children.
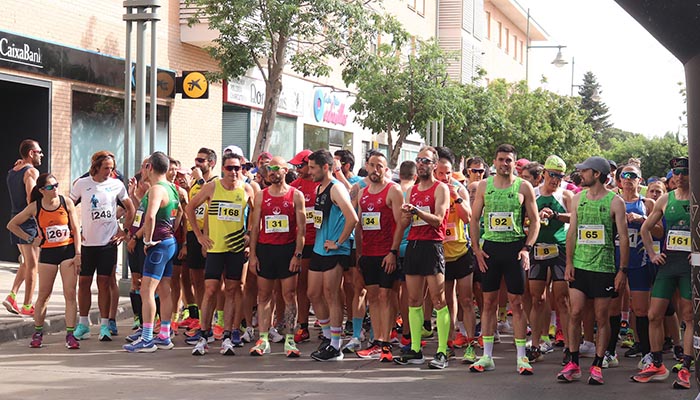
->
<box><xmin>269</xmin><ymin>327</ymin><xmax>285</xmax><ymax>343</ymax></box>
<box><xmin>241</xmin><ymin>327</ymin><xmax>255</xmax><ymax>343</ymax></box>
<box><xmin>579</xmin><ymin>340</ymin><xmax>596</xmax><ymax>358</ymax></box>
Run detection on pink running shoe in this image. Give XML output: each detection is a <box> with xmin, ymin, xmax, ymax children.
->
<box><xmin>557</xmin><ymin>361</ymin><xmax>582</xmax><ymax>382</ymax></box>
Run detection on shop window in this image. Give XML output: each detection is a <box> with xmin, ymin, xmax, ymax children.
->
<box><xmin>303</xmin><ymin>125</ymin><xmax>352</xmax><ymax>153</ymax></box>
<box><xmin>251</xmin><ymin>111</ymin><xmax>296</xmax><ymax>161</ymax></box>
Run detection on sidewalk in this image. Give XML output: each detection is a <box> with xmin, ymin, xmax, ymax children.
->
<box><xmin>0</xmin><ymin>261</ymin><xmax>132</xmax><ymax>343</ymax></box>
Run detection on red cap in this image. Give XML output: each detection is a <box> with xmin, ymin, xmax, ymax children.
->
<box><xmin>289</xmin><ymin>149</ymin><xmax>313</xmax><ymax>166</ymax></box>
<box><xmin>516</xmin><ymin>158</ymin><xmax>530</xmax><ymax>169</ymax></box>
<box><xmin>257</xmin><ymin>151</ymin><xmax>273</xmax><ymax>162</ymax></box>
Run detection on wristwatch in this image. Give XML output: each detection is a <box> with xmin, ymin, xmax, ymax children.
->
<box><xmin>410</xmin><ymin>207</ymin><xmax>418</xmax><ymax>215</ymax></box>
<box><xmin>390</xmin><ymin>249</ymin><xmax>398</xmax><ymax>256</ymax></box>
<box><xmin>455</xmin><ymin>197</ymin><xmax>464</xmax><ymax>204</ymax></box>
<box><xmin>620</xmin><ymin>266</ymin><xmax>629</xmax><ymax>274</ymax></box>
<box><xmin>196</xmin><ymin>178</ymin><xmax>205</xmax><ymax>185</ymax></box>
<box><xmin>295</xmin><ymin>252</ymin><xmax>303</xmax><ymax>259</ymax></box>
<box><xmin>522</xmin><ymin>244</ymin><xmax>533</xmax><ymax>252</ymax></box>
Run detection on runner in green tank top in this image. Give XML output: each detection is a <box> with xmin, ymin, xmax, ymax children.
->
<box><xmin>637</xmin><ymin>156</ymin><xmax>693</xmax><ymax>388</ymax></box>
<box><xmin>469</xmin><ymin>144</ymin><xmax>540</xmax><ymax>375</ymax></box>
<box><xmin>559</xmin><ymin>156</ymin><xmax>629</xmax><ymax>385</ymax></box>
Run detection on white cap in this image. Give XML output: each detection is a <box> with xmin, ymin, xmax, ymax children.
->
<box><xmin>223</xmin><ymin>145</ymin><xmax>244</xmax><ymax>157</ymax></box>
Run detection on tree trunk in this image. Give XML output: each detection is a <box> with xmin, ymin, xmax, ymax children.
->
<box><xmin>252</xmin><ymin>35</ymin><xmax>288</xmax><ymax>160</ymax></box>
<box><xmin>389</xmin><ymin>125</ymin><xmax>410</xmax><ymax>169</ymax></box>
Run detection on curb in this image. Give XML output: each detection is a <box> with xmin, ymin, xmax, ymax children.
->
<box><xmin>0</xmin><ymin>300</ymin><xmax>133</xmax><ymax>344</ymax></box>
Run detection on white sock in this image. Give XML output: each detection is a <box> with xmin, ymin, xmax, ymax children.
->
<box><xmin>79</xmin><ymin>316</ymin><xmax>89</xmax><ymax>326</ymax></box>
<box><xmin>550</xmin><ymin>311</ymin><xmax>557</xmax><ymax>326</ymax></box>
<box><xmin>101</xmin><ymin>318</ymin><xmax>109</xmax><ymax>327</ymax></box>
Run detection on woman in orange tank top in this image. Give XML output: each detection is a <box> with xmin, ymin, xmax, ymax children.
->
<box><xmin>7</xmin><ymin>173</ymin><xmax>82</xmax><ymax>349</ymax></box>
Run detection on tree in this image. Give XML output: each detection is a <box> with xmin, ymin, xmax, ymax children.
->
<box><xmin>344</xmin><ymin>39</ymin><xmax>464</xmax><ymax>168</ymax></box>
<box><xmin>578</xmin><ymin>71</ymin><xmax>612</xmax><ymax>138</ymax></box>
<box><xmin>188</xmin><ymin>0</ymin><xmax>403</xmax><ymax>158</ymax></box>
<box><xmin>603</xmin><ymin>132</ymin><xmax>688</xmax><ymax>179</ymax></box>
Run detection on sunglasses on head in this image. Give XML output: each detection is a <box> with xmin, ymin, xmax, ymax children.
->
<box><xmin>224</xmin><ymin>165</ymin><xmax>241</xmax><ymax>172</ymax></box>
<box><xmin>673</xmin><ymin>168</ymin><xmax>689</xmax><ymax>176</ymax></box>
<box><xmin>620</xmin><ymin>171</ymin><xmax>639</xmax><ymax>180</ymax></box>
<box><xmin>470</xmin><ymin>168</ymin><xmax>485</xmax><ymax>174</ymax></box>
<box><xmin>415</xmin><ymin>157</ymin><xmax>433</xmax><ymax>165</ymax></box>
<box><xmin>266</xmin><ymin>165</ymin><xmax>283</xmax><ymax>172</ymax></box>
<box><xmin>547</xmin><ymin>171</ymin><xmax>566</xmax><ymax>180</ymax></box>
<box><xmin>195</xmin><ymin>157</ymin><xmax>207</xmax><ymax>163</ymax></box>
<box><xmin>43</xmin><ymin>183</ymin><xmax>59</xmax><ymax>191</ymax></box>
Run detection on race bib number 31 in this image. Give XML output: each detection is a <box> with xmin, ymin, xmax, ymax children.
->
<box><xmin>264</xmin><ymin>215</ymin><xmax>289</xmax><ymax>233</ymax></box>
<box><xmin>666</xmin><ymin>230</ymin><xmax>690</xmax><ymax>252</ymax></box>
<box><xmin>217</xmin><ymin>203</ymin><xmax>242</xmax><ymax>222</ymax></box>
<box><xmin>488</xmin><ymin>212</ymin><xmax>514</xmax><ymax>231</ymax></box>
<box><xmin>578</xmin><ymin>224</ymin><xmax>605</xmax><ymax>245</ymax></box>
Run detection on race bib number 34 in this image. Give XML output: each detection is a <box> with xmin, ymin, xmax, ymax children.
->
<box><xmin>666</xmin><ymin>230</ymin><xmax>690</xmax><ymax>252</ymax></box>
<box><xmin>362</xmin><ymin>212</ymin><xmax>381</xmax><ymax>231</ymax></box>
<box><xmin>264</xmin><ymin>215</ymin><xmax>289</xmax><ymax>233</ymax></box>
<box><xmin>217</xmin><ymin>203</ymin><xmax>242</xmax><ymax>222</ymax></box>
<box><xmin>578</xmin><ymin>224</ymin><xmax>605</xmax><ymax>245</ymax></box>
<box><xmin>488</xmin><ymin>212</ymin><xmax>514</xmax><ymax>231</ymax></box>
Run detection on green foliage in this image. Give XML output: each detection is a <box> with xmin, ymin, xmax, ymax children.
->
<box><xmin>578</xmin><ymin>71</ymin><xmax>612</xmax><ymax>136</ymax></box>
<box><xmin>345</xmin><ymin>39</ymin><xmax>463</xmax><ymax>168</ymax></box>
<box><xmin>603</xmin><ymin>131</ymin><xmax>688</xmax><ymax>179</ymax></box>
<box><xmin>444</xmin><ymin>79</ymin><xmax>599</xmax><ymax>172</ymax></box>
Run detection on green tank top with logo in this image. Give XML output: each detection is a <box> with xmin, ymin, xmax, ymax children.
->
<box><xmin>572</xmin><ymin>190</ymin><xmax>615</xmax><ymax>273</ymax></box>
<box><xmin>535</xmin><ymin>188</ymin><xmax>567</xmax><ymax>245</ymax></box>
<box><xmin>482</xmin><ymin>176</ymin><xmax>525</xmax><ymax>243</ymax></box>
<box><xmin>663</xmin><ymin>190</ymin><xmax>691</xmax><ymax>253</ymax></box>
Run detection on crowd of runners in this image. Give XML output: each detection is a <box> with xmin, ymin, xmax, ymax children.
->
<box><xmin>3</xmin><ymin>138</ymin><xmax>694</xmax><ymax>390</ymax></box>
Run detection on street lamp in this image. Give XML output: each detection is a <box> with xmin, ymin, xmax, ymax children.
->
<box><xmin>525</xmin><ymin>8</ymin><xmax>568</xmax><ymax>84</ymax></box>
<box><xmin>570</xmin><ymin>57</ymin><xmax>601</xmax><ymax>102</ymax></box>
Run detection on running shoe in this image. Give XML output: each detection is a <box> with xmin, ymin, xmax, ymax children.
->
<box><xmin>123</xmin><ymin>337</ymin><xmax>157</xmax><ymax>353</ymax></box>
<box><xmin>342</xmin><ymin>337</ymin><xmax>362</xmax><ymax>354</ymax></box>
<box><xmin>126</xmin><ymin>328</ymin><xmax>143</xmax><ymax>343</ymax></box>
<box><xmin>474</xmin><ymin>322</ymin><xmax>481</xmax><ymax>338</ymax></box>
<box><xmin>184</xmin><ymin>326</ymin><xmax>201</xmax><ymax>338</ymax></box>
<box><xmin>421</xmin><ymin>326</ymin><xmax>434</xmax><ymax>339</ymax></box>
<box><xmin>344</xmin><ymin>320</ymin><xmax>353</xmax><ymax>336</ymax></box>
<box><xmin>153</xmin><ymin>336</ymin><xmax>174</xmax><ymax>350</ymax></box>
<box><xmin>311</xmin><ymin>345</ymin><xmax>344</xmax><ymax>361</ymax></box>
<box><xmin>269</xmin><ymin>327</ymin><xmax>284</xmax><ymax>343</ymax></box>
<box><xmin>232</xmin><ymin>329</ymin><xmax>244</xmax><ymax>347</ymax></box>
<box><xmin>3</xmin><ymin>295</ymin><xmax>19</xmax><ymax>315</ymax></box>
<box><xmin>185</xmin><ymin>331</ymin><xmax>214</xmax><ymax>345</ymax></box>
<box><xmin>357</xmin><ymin>343</ymin><xmax>382</xmax><ymax>359</ymax></box>
<box><xmin>131</xmin><ymin>316</ymin><xmax>141</xmax><ymax>331</ymax></box>
<box><xmin>517</xmin><ymin>356</ymin><xmax>533</xmax><ymax>375</ymax></box>
<box><xmin>379</xmin><ymin>345</ymin><xmax>393</xmax><ymax>363</ymax></box>
<box><xmin>470</xmin><ymin>355</ymin><xmax>495</xmax><ymax>372</ymax></box>
<box><xmin>493</xmin><ymin>330</ymin><xmax>501</xmax><ymax>344</ymax></box>
<box><xmin>588</xmin><ymin>366</ymin><xmax>604</xmax><ymax>385</ymax></box>
<box><xmin>74</xmin><ymin>323</ymin><xmax>90</xmax><ymax>340</ymax></box>
<box><xmin>212</xmin><ymin>324</ymin><xmax>224</xmax><ymax>340</ymax></box>
<box><xmin>429</xmin><ymin>352</ymin><xmax>448</xmax><ymax>369</ymax></box>
<box><xmin>447</xmin><ymin>342</ymin><xmax>456</xmax><ymax>359</ymax></box>
<box><xmin>579</xmin><ymin>341</ymin><xmax>595</xmax><ymax>357</ymax></box>
<box><xmin>98</xmin><ymin>325</ymin><xmax>112</xmax><ymax>342</ymax></box>
<box><xmin>557</xmin><ymin>362</ymin><xmax>582</xmax><ymax>382</ymax></box>
<box><xmin>179</xmin><ymin>317</ymin><xmax>199</xmax><ymax>330</ymax></box>
<box><xmin>285</xmin><ymin>340</ymin><xmax>300</xmax><ymax>358</ymax></box>
<box><xmin>108</xmin><ymin>320</ymin><xmax>118</xmax><ymax>336</ymax></box>
<box><xmin>527</xmin><ymin>346</ymin><xmax>543</xmax><ymax>363</ymax></box>
<box><xmin>192</xmin><ymin>337</ymin><xmax>208</xmax><ymax>355</ymax></box>
<box><xmin>497</xmin><ymin>320</ymin><xmax>513</xmax><ymax>334</ymax></box>
<box><xmin>390</xmin><ymin>328</ymin><xmax>399</xmax><ymax>344</ymax></box>
<box><xmin>394</xmin><ymin>349</ymin><xmax>424</xmax><ymax>365</ymax></box>
<box><xmin>241</xmin><ymin>327</ymin><xmax>255</xmax><ymax>343</ymax></box>
<box><xmin>662</xmin><ymin>337</ymin><xmax>673</xmax><ymax>353</ymax></box>
<box><xmin>250</xmin><ymin>339</ymin><xmax>271</xmax><ymax>356</ymax></box>
<box><xmin>549</xmin><ymin>324</ymin><xmax>557</xmax><ymax>339</ymax></box>
<box><xmin>453</xmin><ymin>333</ymin><xmax>469</xmax><ymax>348</ymax></box>
<box><xmin>673</xmin><ymin>345</ymin><xmax>684</xmax><ymax>361</ymax></box>
<box><xmin>171</xmin><ymin>320</ymin><xmax>179</xmax><ymax>334</ymax></box>
<box><xmin>673</xmin><ymin>367</ymin><xmax>691</xmax><ymax>389</ymax></box>
<box><xmin>317</xmin><ymin>337</ymin><xmax>331</xmax><ymax>351</ymax></box>
<box><xmin>631</xmin><ymin>363</ymin><xmax>669</xmax><ymax>383</ymax></box>
<box><xmin>19</xmin><ymin>304</ymin><xmax>34</xmax><ymax>316</ymax></box>
<box><xmin>602</xmin><ymin>351</ymin><xmax>619</xmax><ymax>368</ymax></box>
<box><xmin>65</xmin><ymin>334</ymin><xmax>80</xmax><ymax>350</ymax></box>
<box><xmin>462</xmin><ymin>344</ymin><xmax>477</xmax><ymax>364</ymax></box>
<box><xmin>672</xmin><ymin>360</ymin><xmax>694</xmax><ymax>373</ymax></box>
<box><xmin>554</xmin><ymin>329</ymin><xmax>565</xmax><ymax>347</ymax></box>
<box><xmin>220</xmin><ymin>338</ymin><xmax>235</xmax><ymax>355</ymax></box>
<box><xmin>619</xmin><ymin>320</ymin><xmax>629</xmax><ymax>336</ymax></box>
<box><xmin>294</xmin><ymin>327</ymin><xmax>310</xmax><ymax>343</ymax></box>
<box><xmin>624</xmin><ymin>343</ymin><xmax>642</xmax><ymax>358</ymax></box>
<box><xmin>561</xmin><ymin>349</ymin><xmax>572</xmax><ymax>366</ymax></box>
<box><xmin>621</xmin><ymin>331</ymin><xmax>635</xmax><ymax>348</ymax></box>
<box><xmin>29</xmin><ymin>331</ymin><xmax>43</xmax><ymax>348</ymax></box>
<box><xmin>540</xmin><ymin>341</ymin><xmax>555</xmax><ymax>354</ymax></box>
<box><xmin>637</xmin><ymin>353</ymin><xmax>653</xmax><ymax>370</ymax></box>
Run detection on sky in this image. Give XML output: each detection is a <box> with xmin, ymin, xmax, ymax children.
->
<box><xmin>521</xmin><ymin>0</ymin><xmax>687</xmax><ymax>138</ymax></box>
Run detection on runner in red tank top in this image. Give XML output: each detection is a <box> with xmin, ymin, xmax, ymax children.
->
<box><xmin>249</xmin><ymin>155</ymin><xmax>306</xmax><ymax>357</ymax></box>
<box><xmin>394</xmin><ymin>146</ymin><xmax>451</xmax><ymax>369</ymax></box>
<box><xmin>288</xmin><ymin>149</ymin><xmax>319</xmax><ymax>343</ymax></box>
<box><xmin>355</xmin><ymin>152</ymin><xmax>404</xmax><ymax>362</ymax></box>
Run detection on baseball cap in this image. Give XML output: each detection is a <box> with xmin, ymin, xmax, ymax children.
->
<box><xmin>669</xmin><ymin>156</ymin><xmax>688</xmax><ymax>169</ymax></box>
<box><xmin>223</xmin><ymin>145</ymin><xmax>244</xmax><ymax>157</ymax></box>
<box><xmin>544</xmin><ymin>155</ymin><xmax>566</xmax><ymax>172</ymax></box>
<box><xmin>257</xmin><ymin>151</ymin><xmax>273</xmax><ymax>162</ymax></box>
<box><xmin>575</xmin><ymin>156</ymin><xmax>610</xmax><ymax>176</ymax></box>
<box><xmin>289</xmin><ymin>149</ymin><xmax>313</xmax><ymax>166</ymax></box>
<box><xmin>516</xmin><ymin>158</ymin><xmax>530</xmax><ymax>168</ymax></box>
<box><xmin>452</xmin><ymin>171</ymin><xmax>466</xmax><ymax>182</ymax></box>
<box><xmin>608</xmin><ymin>159</ymin><xmax>618</xmax><ymax>170</ymax></box>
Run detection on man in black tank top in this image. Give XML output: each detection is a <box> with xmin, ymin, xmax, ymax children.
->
<box><xmin>3</xmin><ymin>139</ymin><xmax>42</xmax><ymax>316</ymax></box>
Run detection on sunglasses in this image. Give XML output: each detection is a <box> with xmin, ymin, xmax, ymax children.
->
<box><xmin>415</xmin><ymin>157</ymin><xmax>434</xmax><ymax>165</ymax></box>
<box><xmin>224</xmin><ymin>165</ymin><xmax>242</xmax><ymax>172</ymax></box>
<box><xmin>33</xmin><ymin>149</ymin><xmax>43</xmax><ymax>155</ymax></box>
<box><xmin>195</xmin><ymin>157</ymin><xmax>207</xmax><ymax>163</ymax></box>
<box><xmin>673</xmin><ymin>168</ymin><xmax>689</xmax><ymax>176</ymax></box>
<box><xmin>620</xmin><ymin>171</ymin><xmax>639</xmax><ymax>180</ymax></box>
<box><xmin>547</xmin><ymin>171</ymin><xmax>566</xmax><ymax>180</ymax></box>
<box><xmin>266</xmin><ymin>165</ymin><xmax>283</xmax><ymax>172</ymax></box>
<box><xmin>43</xmin><ymin>183</ymin><xmax>59</xmax><ymax>190</ymax></box>
<box><xmin>470</xmin><ymin>168</ymin><xmax>485</xmax><ymax>174</ymax></box>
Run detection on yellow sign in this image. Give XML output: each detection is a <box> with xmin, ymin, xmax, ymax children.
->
<box><xmin>182</xmin><ymin>71</ymin><xmax>208</xmax><ymax>99</ymax></box>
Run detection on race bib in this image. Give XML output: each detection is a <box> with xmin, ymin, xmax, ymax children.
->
<box><xmin>577</xmin><ymin>224</ymin><xmax>605</xmax><ymax>245</ymax></box>
<box><xmin>194</xmin><ymin>204</ymin><xmax>206</xmax><ymax>222</ymax></box>
<box><xmin>264</xmin><ymin>214</ymin><xmax>289</xmax><ymax>233</ymax></box>
<box><xmin>411</xmin><ymin>206</ymin><xmax>431</xmax><ymax>227</ymax></box>
<box><xmin>305</xmin><ymin>207</ymin><xmax>315</xmax><ymax>225</ymax></box>
<box><xmin>488</xmin><ymin>212</ymin><xmax>514</xmax><ymax>231</ymax></box>
<box><xmin>217</xmin><ymin>202</ymin><xmax>242</xmax><ymax>222</ymax></box>
<box><xmin>313</xmin><ymin>210</ymin><xmax>323</xmax><ymax>229</ymax></box>
<box><xmin>445</xmin><ymin>222</ymin><xmax>457</xmax><ymax>242</ymax></box>
<box><xmin>534</xmin><ymin>243</ymin><xmax>559</xmax><ymax>260</ymax></box>
<box><xmin>46</xmin><ymin>225</ymin><xmax>70</xmax><ymax>243</ymax></box>
<box><xmin>615</xmin><ymin>228</ymin><xmax>638</xmax><ymax>247</ymax></box>
<box><xmin>132</xmin><ymin>210</ymin><xmax>143</xmax><ymax>227</ymax></box>
<box><xmin>666</xmin><ymin>230</ymin><xmax>690</xmax><ymax>252</ymax></box>
<box><xmin>361</xmin><ymin>212</ymin><xmax>381</xmax><ymax>231</ymax></box>
<box><xmin>91</xmin><ymin>206</ymin><xmax>113</xmax><ymax>221</ymax></box>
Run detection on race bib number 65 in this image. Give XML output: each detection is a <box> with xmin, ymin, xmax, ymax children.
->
<box><xmin>578</xmin><ymin>224</ymin><xmax>605</xmax><ymax>245</ymax></box>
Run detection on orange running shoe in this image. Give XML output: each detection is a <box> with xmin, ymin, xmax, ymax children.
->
<box><xmin>631</xmin><ymin>363</ymin><xmax>669</xmax><ymax>383</ymax></box>
<box><xmin>454</xmin><ymin>333</ymin><xmax>469</xmax><ymax>348</ymax></box>
<box><xmin>213</xmin><ymin>324</ymin><xmax>224</xmax><ymax>340</ymax></box>
<box><xmin>672</xmin><ymin>367</ymin><xmax>690</xmax><ymax>389</ymax></box>
<box><xmin>379</xmin><ymin>344</ymin><xmax>393</xmax><ymax>363</ymax></box>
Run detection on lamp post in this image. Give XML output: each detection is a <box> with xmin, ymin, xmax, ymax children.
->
<box><xmin>525</xmin><ymin>8</ymin><xmax>568</xmax><ymax>84</ymax></box>
<box><xmin>570</xmin><ymin>57</ymin><xmax>601</xmax><ymax>101</ymax></box>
